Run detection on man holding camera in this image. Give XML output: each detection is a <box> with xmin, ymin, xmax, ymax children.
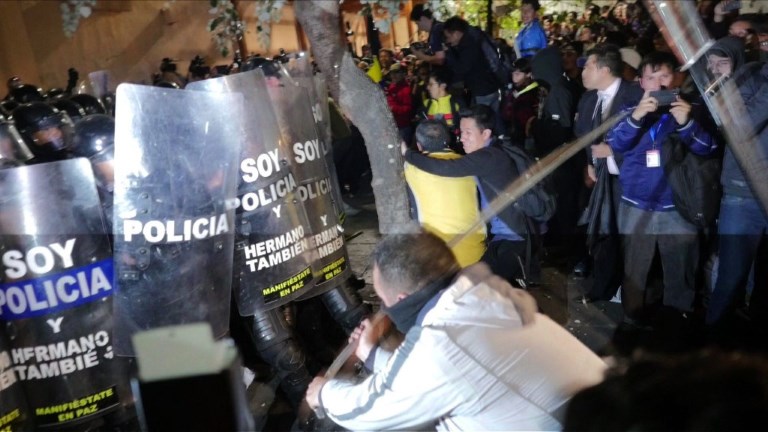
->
<box><xmin>409</xmin><ymin>4</ymin><xmax>446</xmax><ymax>66</ymax></box>
<box><xmin>608</xmin><ymin>52</ymin><xmax>718</xmax><ymax>325</ymax></box>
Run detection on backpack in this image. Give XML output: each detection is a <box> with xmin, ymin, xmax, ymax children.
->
<box><xmin>468</xmin><ymin>26</ymin><xmax>512</xmax><ymax>88</ymax></box>
<box><xmin>497</xmin><ymin>138</ymin><xmax>557</xmax><ymax>222</ymax></box>
<box><xmin>661</xmin><ymin>133</ymin><xmax>722</xmax><ymax>229</ymax></box>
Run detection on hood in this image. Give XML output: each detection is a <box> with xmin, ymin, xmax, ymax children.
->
<box><xmin>531</xmin><ymin>46</ymin><xmax>564</xmax><ymax>87</ymax></box>
<box><xmin>708</xmin><ymin>35</ymin><xmax>746</xmax><ymax>74</ymax></box>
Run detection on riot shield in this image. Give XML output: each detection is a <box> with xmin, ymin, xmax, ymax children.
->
<box><xmin>187</xmin><ymin>71</ymin><xmax>317</xmax><ymax>315</ymax></box>
<box><xmin>265</xmin><ymin>69</ymin><xmax>351</xmax><ymax>296</ymax></box>
<box><xmin>112</xmin><ymin>84</ymin><xmax>240</xmax><ymax>355</ymax></box>
<box><xmin>283</xmin><ymin>58</ymin><xmax>347</xmax><ymax>222</ymax></box>
<box><xmin>0</xmin><ymin>159</ymin><xmax>134</xmax><ymax>429</ymax></box>
<box><xmin>0</xmin><ymin>331</ymin><xmax>34</xmax><ymax>431</ymax></box>
<box><xmin>75</xmin><ymin>71</ymin><xmax>116</xmax><ymax>116</ymax></box>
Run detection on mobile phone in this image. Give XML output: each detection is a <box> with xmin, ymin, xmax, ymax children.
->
<box><xmin>649</xmin><ymin>89</ymin><xmax>679</xmax><ymax>106</ymax></box>
<box><xmin>723</xmin><ymin>0</ymin><xmax>742</xmax><ymax>13</ymax></box>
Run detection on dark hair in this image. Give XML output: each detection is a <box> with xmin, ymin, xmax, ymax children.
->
<box><xmin>522</xmin><ymin>0</ymin><xmax>541</xmax><ymax>11</ymax></box>
<box><xmin>586</xmin><ymin>43</ymin><xmax>624</xmax><ymax>78</ymax></box>
<box><xmin>415</xmin><ymin>120</ymin><xmax>450</xmax><ymax>152</ymax></box>
<box><xmin>429</xmin><ymin>69</ymin><xmax>451</xmax><ymax>86</ymax></box>
<box><xmin>409</xmin><ymin>4</ymin><xmax>433</xmax><ymax>22</ymax></box>
<box><xmin>564</xmin><ymin>351</ymin><xmax>768</xmax><ymax>432</ymax></box>
<box><xmin>749</xmin><ymin>13</ymin><xmax>768</xmax><ymax>35</ymax></box>
<box><xmin>459</xmin><ymin>104</ymin><xmax>495</xmax><ymax>134</ymax></box>
<box><xmin>637</xmin><ymin>51</ymin><xmax>679</xmax><ymax>77</ymax></box>
<box><xmin>372</xmin><ymin>232</ymin><xmax>458</xmax><ymax>295</ymax></box>
<box><xmin>512</xmin><ymin>57</ymin><xmax>532</xmax><ymax>74</ymax></box>
<box><xmin>443</xmin><ymin>16</ymin><xmax>470</xmax><ymax>34</ymax></box>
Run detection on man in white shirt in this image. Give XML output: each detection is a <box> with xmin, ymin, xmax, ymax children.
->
<box><xmin>575</xmin><ymin>44</ymin><xmax>643</xmax><ymax>301</ymax></box>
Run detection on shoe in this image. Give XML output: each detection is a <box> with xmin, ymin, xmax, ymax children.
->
<box><xmin>610</xmin><ymin>288</ymin><xmax>622</xmax><ymax>304</ymax></box>
<box><xmin>621</xmin><ymin>316</ymin><xmax>653</xmax><ymax>331</ymax></box>
<box><xmin>572</xmin><ymin>260</ymin><xmax>589</xmax><ymax>278</ymax></box>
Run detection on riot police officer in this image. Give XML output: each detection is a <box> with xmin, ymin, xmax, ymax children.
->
<box><xmin>11</xmin><ymin>102</ymin><xmax>74</xmax><ymax>163</ymax></box>
<box><xmin>51</xmin><ymin>98</ymin><xmax>87</xmax><ymax>123</ymax></box>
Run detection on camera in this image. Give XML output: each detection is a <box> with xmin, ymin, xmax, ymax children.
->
<box><xmin>410</xmin><ymin>42</ymin><xmax>433</xmax><ymax>55</ymax></box>
<box><xmin>649</xmin><ymin>89</ymin><xmax>679</xmax><ymax>106</ymax></box>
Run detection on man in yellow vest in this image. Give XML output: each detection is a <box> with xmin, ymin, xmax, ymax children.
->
<box><xmin>404</xmin><ymin>120</ymin><xmax>486</xmax><ymax>266</ymax></box>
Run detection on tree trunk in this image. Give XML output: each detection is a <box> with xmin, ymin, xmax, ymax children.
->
<box><xmin>295</xmin><ymin>0</ymin><xmax>415</xmax><ymax>234</ymax></box>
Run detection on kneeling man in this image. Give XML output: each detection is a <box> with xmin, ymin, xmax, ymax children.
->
<box><xmin>306</xmin><ymin>232</ymin><xmax>606</xmax><ymax>431</ymax></box>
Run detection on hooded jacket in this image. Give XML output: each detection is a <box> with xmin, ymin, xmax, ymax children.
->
<box><xmin>707</xmin><ymin>35</ymin><xmax>746</xmax><ymax>75</ymax></box>
<box><xmin>319</xmin><ymin>263</ymin><xmax>607</xmax><ymax>431</ymax></box>
<box><xmin>529</xmin><ymin>46</ymin><xmax>579</xmax><ymax>156</ymax></box>
<box><xmin>722</xmin><ymin>61</ymin><xmax>768</xmax><ymax>199</ymax></box>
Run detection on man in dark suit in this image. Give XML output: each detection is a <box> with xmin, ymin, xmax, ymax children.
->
<box><xmin>574</xmin><ymin>44</ymin><xmax>643</xmax><ymax>301</ymax></box>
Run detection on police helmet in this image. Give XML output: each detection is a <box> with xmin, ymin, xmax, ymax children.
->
<box><xmin>45</xmin><ymin>88</ymin><xmax>66</xmax><ymax>100</ymax></box>
<box><xmin>9</xmin><ymin>84</ymin><xmax>45</xmax><ymax>103</ymax></box>
<box><xmin>71</xmin><ymin>114</ymin><xmax>114</xmax><ymax>159</ymax></box>
<box><xmin>71</xmin><ymin>114</ymin><xmax>115</xmax><ymax>190</ymax></box>
<box><xmin>0</xmin><ymin>119</ymin><xmax>34</xmax><ymax>168</ymax></box>
<box><xmin>69</xmin><ymin>93</ymin><xmax>106</xmax><ymax>115</ymax></box>
<box><xmin>0</xmin><ymin>100</ymin><xmax>19</xmax><ymax>116</ymax></box>
<box><xmin>50</xmin><ymin>99</ymin><xmax>87</xmax><ymax>123</ymax></box>
<box><xmin>241</xmin><ymin>55</ymin><xmax>282</xmax><ymax>78</ymax></box>
<box><xmin>10</xmin><ymin>102</ymin><xmax>74</xmax><ymax>162</ymax></box>
<box><xmin>155</xmin><ymin>81</ymin><xmax>180</xmax><ymax>89</ymax></box>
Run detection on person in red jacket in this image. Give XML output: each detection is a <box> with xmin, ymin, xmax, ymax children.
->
<box><xmin>387</xmin><ymin>63</ymin><xmax>414</xmax><ymax>143</ymax></box>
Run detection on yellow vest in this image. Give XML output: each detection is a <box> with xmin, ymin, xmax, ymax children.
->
<box><xmin>404</xmin><ymin>151</ymin><xmax>486</xmax><ymax>267</ymax></box>
<box><xmin>426</xmin><ymin>95</ymin><xmax>458</xmax><ymax>126</ymax></box>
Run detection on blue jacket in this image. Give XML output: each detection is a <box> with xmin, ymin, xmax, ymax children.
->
<box><xmin>516</xmin><ymin>20</ymin><xmax>547</xmax><ymax>58</ymax></box>
<box><xmin>609</xmin><ymin>112</ymin><xmax>718</xmax><ymax>211</ymax></box>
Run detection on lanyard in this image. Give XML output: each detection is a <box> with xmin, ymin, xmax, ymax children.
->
<box><xmin>648</xmin><ymin>114</ymin><xmax>669</xmax><ymax>148</ymax></box>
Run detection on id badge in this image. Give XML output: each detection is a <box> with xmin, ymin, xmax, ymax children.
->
<box><xmin>646</xmin><ymin>149</ymin><xmax>660</xmax><ymax>168</ymax></box>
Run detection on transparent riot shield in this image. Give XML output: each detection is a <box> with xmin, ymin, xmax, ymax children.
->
<box><xmin>112</xmin><ymin>84</ymin><xmax>240</xmax><ymax>355</ymax></box>
<box><xmin>0</xmin><ymin>328</ymin><xmax>33</xmax><ymax>430</ymax></box>
<box><xmin>187</xmin><ymin>71</ymin><xmax>317</xmax><ymax>315</ymax></box>
<box><xmin>76</xmin><ymin>70</ymin><xmax>116</xmax><ymax>116</ymax></box>
<box><xmin>283</xmin><ymin>58</ymin><xmax>347</xmax><ymax>222</ymax></box>
<box><xmin>0</xmin><ymin>159</ymin><xmax>134</xmax><ymax>429</ymax></box>
<box><xmin>265</xmin><ymin>70</ymin><xmax>351</xmax><ymax>295</ymax></box>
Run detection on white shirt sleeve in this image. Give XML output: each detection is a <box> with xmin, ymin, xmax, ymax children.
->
<box><xmin>606</xmin><ymin>155</ymin><xmax>620</xmax><ymax>175</ymax></box>
<box><xmin>320</xmin><ymin>328</ymin><xmax>463</xmax><ymax>430</ymax></box>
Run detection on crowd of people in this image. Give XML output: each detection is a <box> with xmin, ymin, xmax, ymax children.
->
<box><xmin>340</xmin><ymin>0</ymin><xmax>768</xmax><ymax>338</ymax></box>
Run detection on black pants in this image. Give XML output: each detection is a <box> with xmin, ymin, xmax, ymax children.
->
<box><xmin>588</xmin><ymin>234</ymin><xmax>623</xmax><ymax>301</ymax></box>
<box><xmin>482</xmin><ymin>239</ymin><xmax>528</xmax><ymax>287</ymax></box>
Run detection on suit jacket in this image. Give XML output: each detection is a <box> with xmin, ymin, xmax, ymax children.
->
<box><xmin>574</xmin><ymin>80</ymin><xmax>643</xmax><ymax>164</ymax></box>
<box><xmin>576</xmin><ymin>80</ymin><xmax>642</xmax><ymax>243</ymax></box>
